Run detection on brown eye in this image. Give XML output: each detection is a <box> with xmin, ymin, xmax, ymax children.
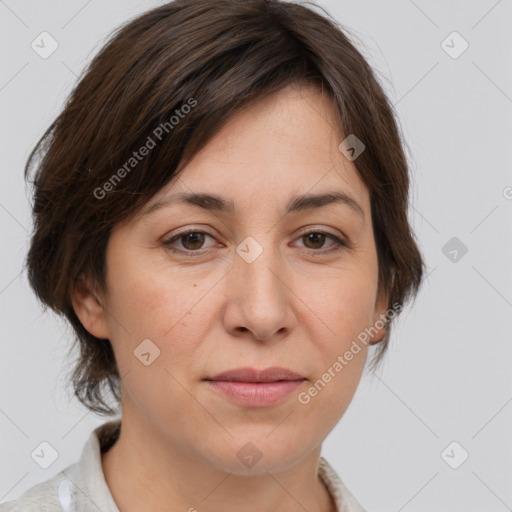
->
<box><xmin>163</xmin><ymin>231</ymin><xmax>216</xmax><ymax>254</ymax></box>
<box><xmin>294</xmin><ymin>230</ymin><xmax>347</xmax><ymax>252</ymax></box>
<box><xmin>180</xmin><ymin>232</ymin><xmax>206</xmax><ymax>250</ymax></box>
<box><xmin>302</xmin><ymin>232</ymin><xmax>327</xmax><ymax>250</ymax></box>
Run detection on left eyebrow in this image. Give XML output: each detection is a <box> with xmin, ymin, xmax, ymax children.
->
<box><xmin>141</xmin><ymin>191</ymin><xmax>364</xmax><ymax>219</ymax></box>
<box><xmin>286</xmin><ymin>192</ymin><xmax>364</xmax><ymax>219</ymax></box>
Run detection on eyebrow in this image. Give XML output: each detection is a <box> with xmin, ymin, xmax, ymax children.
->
<box><xmin>142</xmin><ymin>191</ymin><xmax>365</xmax><ymax>219</ymax></box>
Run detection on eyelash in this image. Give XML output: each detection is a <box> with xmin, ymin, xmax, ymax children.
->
<box><xmin>162</xmin><ymin>229</ymin><xmax>348</xmax><ymax>257</ymax></box>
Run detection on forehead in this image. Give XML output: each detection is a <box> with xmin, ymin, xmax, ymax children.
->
<box><xmin>146</xmin><ymin>85</ymin><xmax>369</xmax><ymax>216</ymax></box>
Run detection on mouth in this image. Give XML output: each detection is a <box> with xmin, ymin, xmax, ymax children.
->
<box><xmin>203</xmin><ymin>367</ymin><xmax>306</xmax><ymax>408</ymax></box>
<box><xmin>205</xmin><ymin>366</ymin><xmax>306</xmax><ymax>383</ymax></box>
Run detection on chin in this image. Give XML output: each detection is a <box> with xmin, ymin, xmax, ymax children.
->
<box><xmin>201</xmin><ymin>428</ymin><xmax>317</xmax><ymax>476</ymax></box>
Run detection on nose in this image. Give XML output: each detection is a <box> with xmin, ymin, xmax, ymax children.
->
<box><xmin>222</xmin><ymin>241</ymin><xmax>296</xmax><ymax>342</ymax></box>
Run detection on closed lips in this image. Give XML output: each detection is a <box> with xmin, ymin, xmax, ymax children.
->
<box><xmin>204</xmin><ymin>367</ymin><xmax>306</xmax><ymax>383</ymax></box>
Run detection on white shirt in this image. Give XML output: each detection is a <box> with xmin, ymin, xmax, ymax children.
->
<box><xmin>0</xmin><ymin>420</ymin><xmax>366</xmax><ymax>511</ymax></box>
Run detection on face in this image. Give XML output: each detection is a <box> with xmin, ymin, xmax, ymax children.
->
<box><xmin>74</xmin><ymin>84</ymin><xmax>388</xmax><ymax>475</ymax></box>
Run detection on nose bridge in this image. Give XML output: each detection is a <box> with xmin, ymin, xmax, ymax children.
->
<box><xmin>235</xmin><ymin>235</ymin><xmax>285</xmax><ymax>304</ymax></box>
<box><xmin>224</xmin><ymin>234</ymin><xmax>293</xmax><ymax>339</ymax></box>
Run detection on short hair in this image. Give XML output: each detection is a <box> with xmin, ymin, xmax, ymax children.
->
<box><xmin>25</xmin><ymin>0</ymin><xmax>425</xmax><ymax>415</ymax></box>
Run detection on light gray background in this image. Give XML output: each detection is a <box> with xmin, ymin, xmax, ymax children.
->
<box><xmin>1</xmin><ymin>1</ymin><xmax>511</xmax><ymax>511</ymax></box>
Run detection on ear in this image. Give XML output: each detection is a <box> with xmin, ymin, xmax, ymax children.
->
<box><xmin>71</xmin><ymin>274</ymin><xmax>110</xmax><ymax>339</ymax></box>
<box><xmin>368</xmin><ymin>288</ymin><xmax>390</xmax><ymax>346</ymax></box>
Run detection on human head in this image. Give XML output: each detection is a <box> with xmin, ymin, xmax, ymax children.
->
<box><xmin>25</xmin><ymin>0</ymin><xmax>424</xmax><ymax>419</ymax></box>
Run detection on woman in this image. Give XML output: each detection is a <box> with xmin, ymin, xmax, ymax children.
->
<box><xmin>1</xmin><ymin>0</ymin><xmax>424</xmax><ymax>510</ymax></box>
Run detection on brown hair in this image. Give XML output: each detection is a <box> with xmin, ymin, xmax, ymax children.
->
<box><xmin>25</xmin><ymin>0</ymin><xmax>425</xmax><ymax>415</ymax></box>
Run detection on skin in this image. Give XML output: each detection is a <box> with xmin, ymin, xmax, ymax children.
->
<box><xmin>72</xmin><ymin>83</ymin><xmax>388</xmax><ymax>512</ymax></box>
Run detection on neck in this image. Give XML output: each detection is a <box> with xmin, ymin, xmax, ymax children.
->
<box><xmin>101</xmin><ymin>413</ymin><xmax>336</xmax><ymax>512</ymax></box>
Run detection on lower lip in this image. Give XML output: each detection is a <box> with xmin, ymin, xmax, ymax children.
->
<box><xmin>204</xmin><ymin>380</ymin><xmax>305</xmax><ymax>407</ymax></box>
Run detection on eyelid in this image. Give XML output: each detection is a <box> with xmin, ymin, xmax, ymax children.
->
<box><xmin>162</xmin><ymin>228</ymin><xmax>218</xmax><ymax>254</ymax></box>
<box><xmin>162</xmin><ymin>226</ymin><xmax>349</xmax><ymax>255</ymax></box>
<box><xmin>292</xmin><ymin>227</ymin><xmax>348</xmax><ymax>250</ymax></box>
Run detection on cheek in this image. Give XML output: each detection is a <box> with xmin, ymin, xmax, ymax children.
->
<box><xmin>296</xmin><ymin>289</ymin><xmax>371</xmax><ymax>435</ymax></box>
<box><xmin>293</xmin><ymin>261</ymin><xmax>377</xmax><ymax>412</ymax></box>
<box><xmin>299</xmin><ymin>263</ymin><xmax>378</xmax><ymax>348</ymax></box>
<box><xmin>103</xmin><ymin>250</ymin><xmax>221</xmax><ymax>371</ymax></box>
<box><xmin>103</xmin><ymin>263</ymin><xmax>217</xmax><ymax>422</ymax></box>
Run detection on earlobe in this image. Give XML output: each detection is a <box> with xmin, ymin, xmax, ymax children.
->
<box><xmin>368</xmin><ymin>291</ymin><xmax>390</xmax><ymax>345</ymax></box>
<box><xmin>368</xmin><ymin>324</ymin><xmax>387</xmax><ymax>345</ymax></box>
<box><xmin>71</xmin><ymin>275</ymin><xmax>110</xmax><ymax>339</ymax></box>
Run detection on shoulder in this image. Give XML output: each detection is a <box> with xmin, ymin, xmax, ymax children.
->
<box><xmin>0</xmin><ymin>466</ymin><xmax>78</xmax><ymax>512</ymax></box>
<box><xmin>319</xmin><ymin>457</ymin><xmax>367</xmax><ymax>512</ymax></box>
<box><xmin>0</xmin><ymin>419</ymin><xmax>121</xmax><ymax>512</ymax></box>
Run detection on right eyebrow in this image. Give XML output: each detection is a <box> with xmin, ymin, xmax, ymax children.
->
<box><xmin>141</xmin><ymin>192</ymin><xmax>235</xmax><ymax>217</ymax></box>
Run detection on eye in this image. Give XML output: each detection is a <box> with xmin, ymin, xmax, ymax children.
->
<box><xmin>293</xmin><ymin>230</ymin><xmax>347</xmax><ymax>252</ymax></box>
<box><xmin>162</xmin><ymin>228</ymin><xmax>348</xmax><ymax>256</ymax></box>
<box><xmin>163</xmin><ymin>230</ymin><xmax>217</xmax><ymax>254</ymax></box>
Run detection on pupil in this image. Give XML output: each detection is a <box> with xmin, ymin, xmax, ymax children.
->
<box><xmin>184</xmin><ymin>232</ymin><xmax>204</xmax><ymax>250</ymax></box>
<box><xmin>305</xmin><ymin>233</ymin><xmax>324</xmax><ymax>249</ymax></box>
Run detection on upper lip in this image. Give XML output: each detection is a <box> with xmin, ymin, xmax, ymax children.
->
<box><xmin>205</xmin><ymin>367</ymin><xmax>305</xmax><ymax>383</ymax></box>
